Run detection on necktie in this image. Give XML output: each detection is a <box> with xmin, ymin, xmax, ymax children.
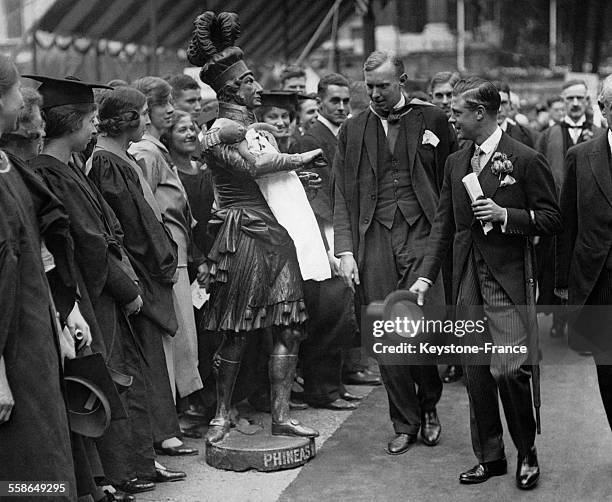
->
<box><xmin>471</xmin><ymin>145</ymin><xmax>483</xmax><ymax>175</ymax></box>
<box><xmin>562</xmin><ymin>120</ymin><xmax>585</xmax><ymax>145</ymax></box>
<box><xmin>387</xmin><ymin>120</ymin><xmax>400</xmax><ymax>153</ymax></box>
<box><xmin>561</xmin><ymin>122</ymin><xmax>584</xmax><ymax>129</ymax></box>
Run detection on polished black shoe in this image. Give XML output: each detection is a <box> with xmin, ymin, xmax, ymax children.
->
<box><xmin>152</xmin><ymin>466</ymin><xmax>187</xmax><ymax>483</ymax></box>
<box><xmin>318</xmin><ymin>398</ymin><xmax>357</xmax><ymax>410</ymax></box>
<box><xmin>516</xmin><ymin>446</ymin><xmax>540</xmax><ymax>490</ymax></box>
<box><xmin>339</xmin><ymin>390</ymin><xmax>363</xmax><ymax>402</ymax></box>
<box><xmin>442</xmin><ymin>365</ymin><xmax>463</xmax><ymax>383</ymax></box>
<box><xmin>386</xmin><ymin>433</ymin><xmax>417</xmax><ymax>455</ymax></box>
<box><xmin>420</xmin><ymin>409</ymin><xmax>441</xmax><ymax>446</ymax></box>
<box><xmin>119</xmin><ymin>478</ymin><xmax>155</xmax><ymax>494</ymax></box>
<box><xmin>343</xmin><ymin>370</ymin><xmax>382</xmax><ymax>386</ymax></box>
<box><xmin>459</xmin><ymin>458</ymin><xmax>507</xmax><ymax>484</ymax></box>
<box><xmin>154</xmin><ymin>443</ymin><xmax>199</xmax><ymax>456</ymax></box>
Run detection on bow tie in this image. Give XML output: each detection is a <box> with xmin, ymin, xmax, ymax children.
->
<box><xmin>561</xmin><ymin>121</ymin><xmax>587</xmax><ymax>130</ymax></box>
<box><xmin>373</xmin><ymin>105</ymin><xmax>411</xmax><ymax>124</ymax></box>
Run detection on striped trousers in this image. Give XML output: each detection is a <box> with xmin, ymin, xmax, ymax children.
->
<box><xmin>457</xmin><ymin>245</ymin><xmax>536</xmax><ymax>462</ymax></box>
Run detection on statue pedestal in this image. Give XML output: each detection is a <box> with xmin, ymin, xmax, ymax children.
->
<box><xmin>205</xmin><ymin>430</ymin><xmax>316</xmax><ymax>472</ymax></box>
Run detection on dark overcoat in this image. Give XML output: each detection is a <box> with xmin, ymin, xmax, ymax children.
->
<box><xmin>297</xmin><ymin>120</ymin><xmax>338</xmax><ymax>224</ymax></box>
<box><xmin>556</xmin><ymin>133</ymin><xmax>612</xmax><ymax>350</ymax></box>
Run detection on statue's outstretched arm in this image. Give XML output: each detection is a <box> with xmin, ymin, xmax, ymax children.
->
<box><xmin>202</xmin><ymin>119</ymin><xmax>324</xmax><ymax>179</ymax></box>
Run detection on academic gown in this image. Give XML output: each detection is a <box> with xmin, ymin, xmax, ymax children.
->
<box><xmin>6</xmin><ymin>152</ymin><xmax>106</xmax><ymax>501</ymax></box>
<box><xmin>88</xmin><ymin>149</ymin><xmax>181</xmax><ymax>442</ymax></box>
<box><xmin>0</xmin><ymin>155</ymin><xmax>76</xmax><ymax>501</ymax></box>
<box><xmin>30</xmin><ymin>154</ymin><xmax>156</xmax><ymax>483</ymax></box>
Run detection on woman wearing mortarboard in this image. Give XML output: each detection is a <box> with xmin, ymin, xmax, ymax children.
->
<box><xmin>25</xmin><ymin>74</ymin><xmax>160</xmax><ymax>495</ymax></box>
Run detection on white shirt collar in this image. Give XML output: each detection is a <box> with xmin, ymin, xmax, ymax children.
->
<box><xmin>564</xmin><ymin>115</ymin><xmax>586</xmax><ymax>127</ymax></box>
<box><xmin>607</xmin><ymin>129</ymin><xmax>612</xmax><ymax>155</ymax></box>
<box><xmin>317</xmin><ymin>115</ymin><xmax>340</xmax><ymax>137</ymax></box>
<box><xmin>369</xmin><ymin>93</ymin><xmax>406</xmax><ymax>120</ymax></box>
<box><xmin>500</xmin><ymin>117</ymin><xmax>517</xmax><ymax>131</ymax></box>
<box><xmin>394</xmin><ymin>94</ymin><xmax>406</xmax><ymax>110</ymax></box>
<box><xmin>477</xmin><ymin>126</ymin><xmax>503</xmax><ymax>155</ymax></box>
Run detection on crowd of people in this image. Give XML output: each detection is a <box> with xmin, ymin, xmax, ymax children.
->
<box><xmin>2</xmin><ymin>8</ymin><xmax>612</xmax><ymax>501</ymax></box>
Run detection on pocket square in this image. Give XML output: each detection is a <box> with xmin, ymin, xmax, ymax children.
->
<box><xmin>422</xmin><ymin>129</ymin><xmax>440</xmax><ymax>147</ymax></box>
<box><xmin>499</xmin><ymin>175</ymin><xmax>516</xmax><ymax>187</ymax></box>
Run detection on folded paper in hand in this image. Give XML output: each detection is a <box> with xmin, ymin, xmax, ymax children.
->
<box><xmin>462</xmin><ymin>172</ymin><xmax>493</xmax><ymax>235</ymax></box>
<box><xmin>191</xmin><ymin>280</ymin><xmax>209</xmax><ymax>309</ymax></box>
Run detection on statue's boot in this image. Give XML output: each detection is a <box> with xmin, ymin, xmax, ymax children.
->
<box><xmin>269</xmin><ymin>354</ymin><xmax>319</xmax><ymax>438</ymax></box>
<box><xmin>205</xmin><ymin>356</ymin><xmax>241</xmax><ymax>444</ymax></box>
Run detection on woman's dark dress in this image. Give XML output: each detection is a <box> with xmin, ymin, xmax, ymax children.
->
<box><xmin>177</xmin><ymin>163</ymin><xmax>215</xmax><ymax>257</ymax></box>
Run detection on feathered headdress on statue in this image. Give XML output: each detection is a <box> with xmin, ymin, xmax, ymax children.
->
<box><xmin>187</xmin><ymin>11</ymin><xmax>249</xmax><ymax>92</ymax></box>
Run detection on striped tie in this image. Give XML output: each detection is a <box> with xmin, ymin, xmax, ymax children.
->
<box><xmin>471</xmin><ymin>145</ymin><xmax>483</xmax><ymax>175</ymax></box>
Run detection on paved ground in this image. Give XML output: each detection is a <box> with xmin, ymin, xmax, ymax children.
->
<box><xmin>138</xmin><ymin>384</ymin><xmax>377</xmax><ymax>502</ymax></box>
<box><xmin>139</xmin><ymin>314</ymin><xmax>612</xmax><ymax>502</ymax></box>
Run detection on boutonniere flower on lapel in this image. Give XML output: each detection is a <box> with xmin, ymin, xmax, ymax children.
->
<box><xmin>580</xmin><ymin>127</ymin><xmax>594</xmax><ymax>142</ymax></box>
<box><xmin>491</xmin><ymin>152</ymin><xmax>516</xmax><ymax>187</ymax></box>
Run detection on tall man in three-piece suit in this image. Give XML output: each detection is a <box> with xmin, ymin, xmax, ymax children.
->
<box><xmin>556</xmin><ymin>74</ymin><xmax>612</xmax><ymax>433</ymax></box>
<box><xmin>411</xmin><ymin>78</ymin><xmax>562</xmax><ymax>489</ymax></box>
<box><xmin>333</xmin><ymin>51</ymin><xmax>455</xmax><ymax>455</ymax></box>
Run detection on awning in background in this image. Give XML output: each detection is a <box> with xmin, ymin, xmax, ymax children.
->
<box><xmin>35</xmin><ymin>0</ymin><xmax>355</xmax><ymax>62</ymax></box>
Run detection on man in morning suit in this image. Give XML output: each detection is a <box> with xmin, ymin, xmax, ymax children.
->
<box><xmin>410</xmin><ymin>77</ymin><xmax>562</xmax><ymax>489</ymax></box>
<box><xmin>556</xmin><ymin>74</ymin><xmax>612</xmax><ymax>432</ymax></box>
<box><xmin>333</xmin><ymin>50</ymin><xmax>455</xmax><ymax>455</ymax></box>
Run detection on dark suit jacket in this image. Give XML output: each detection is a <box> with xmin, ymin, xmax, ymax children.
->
<box><xmin>420</xmin><ymin>132</ymin><xmax>562</xmax><ymax>305</ymax></box>
<box><xmin>505</xmin><ymin>121</ymin><xmax>540</xmax><ymax>149</ymax></box>
<box><xmin>295</xmin><ymin>120</ymin><xmax>337</xmax><ymax>223</ymax></box>
<box><xmin>556</xmin><ymin>133</ymin><xmax>612</xmax><ymax>306</ymax></box>
<box><xmin>333</xmin><ymin>103</ymin><xmax>455</xmax><ymax>266</ymax></box>
<box><xmin>536</xmin><ymin>121</ymin><xmax>604</xmax><ymax>191</ymax></box>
